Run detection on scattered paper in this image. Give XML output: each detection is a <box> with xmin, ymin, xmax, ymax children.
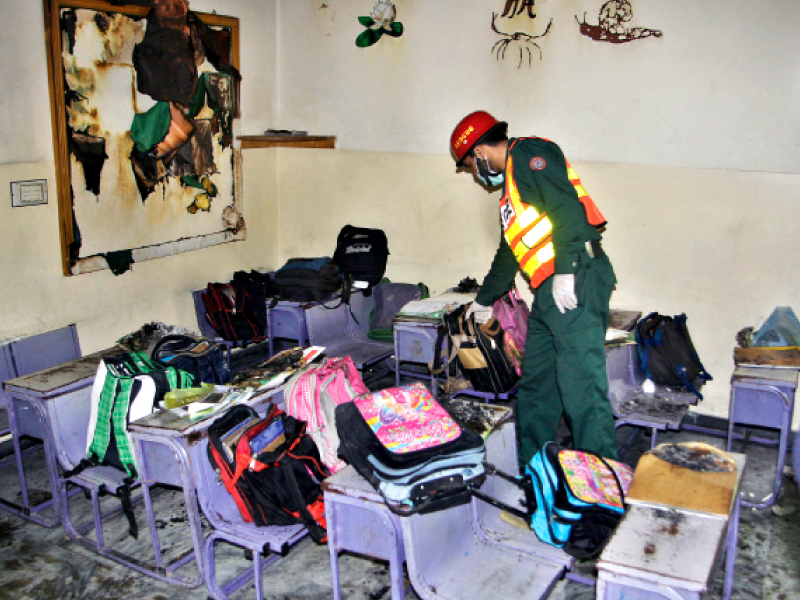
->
<box><xmin>303</xmin><ymin>346</ymin><xmax>325</xmax><ymax>363</ymax></box>
<box><xmin>187</xmin><ymin>387</ymin><xmax>255</xmax><ymax>420</ymax></box>
<box><xmin>398</xmin><ymin>293</ymin><xmax>476</xmax><ymax>319</ymax></box>
<box><xmin>605</xmin><ymin>328</ymin><xmax>632</xmax><ymax>343</ymax></box>
<box><xmin>256</xmin><ymin>371</ymin><xmax>291</xmax><ymax>391</ymax></box>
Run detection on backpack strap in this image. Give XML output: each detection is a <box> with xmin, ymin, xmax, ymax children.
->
<box><xmin>565</xmin><ymin>448</ymin><xmax>628</xmax><ymax>510</ymax></box>
<box><xmin>62</xmin><ymin>459</ymin><xmax>139</xmax><ymax>539</ymax></box>
<box><xmin>673</xmin><ymin>314</ymin><xmax>713</xmax><ymax>399</ymax></box>
<box><xmin>116</xmin><ymin>476</ymin><xmax>139</xmax><ymax>539</ymax></box>
<box><xmin>279</xmin><ymin>460</ymin><xmax>327</xmax><ymax>543</ymax></box>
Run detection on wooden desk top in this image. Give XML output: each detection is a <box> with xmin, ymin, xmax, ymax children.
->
<box><xmin>626</xmin><ymin>452</ymin><xmax>746</xmax><ymax>517</ymax></box>
<box><xmin>732</xmin><ymin>365</ymin><xmax>800</xmax><ymax>387</ymax></box>
<box><xmin>2</xmin><ymin>346</ymin><xmax>124</xmax><ymax>397</ymax></box>
<box><xmin>322</xmin><ymin>464</ymin><xmax>381</xmax><ymax>501</ymax></box>
<box><xmin>128</xmin><ymin>386</ymin><xmax>282</xmax><ymax>438</ymax></box>
<box><xmin>598</xmin><ymin>504</ymin><xmax>728</xmax><ymax>590</ymax></box>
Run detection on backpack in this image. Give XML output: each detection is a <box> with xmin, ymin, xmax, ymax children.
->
<box><xmin>477</xmin><ymin>442</ymin><xmax>633</xmax><ymax>560</ymax></box>
<box><xmin>207</xmin><ymin>404</ymin><xmax>330</xmax><ymax>542</ymax></box>
<box><xmin>272</xmin><ymin>257</ymin><xmax>344</xmax><ymax>302</ymax></box>
<box><xmin>491</xmin><ymin>286</ymin><xmax>530</xmax><ymax>377</ymax></box>
<box><xmin>283</xmin><ymin>356</ymin><xmax>369</xmax><ymax>474</ymax></box>
<box><xmin>231</xmin><ymin>270</ymin><xmax>269</xmax><ymax>331</ymax></box>
<box><xmin>332</xmin><ymin>225</ymin><xmax>389</xmax><ymax>295</ymax></box>
<box><xmin>437</xmin><ymin>303</ymin><xmax>519</xmax><ymax>394</ymax></box>
<box><xmin>335</xmin><ymin>383</ymin><xmax>486</xmax><ymax>515</ymax></box>
<box><xmin>150</xmin><ymin>334</ymin><xmax>231</xmax><ymax>384</ymax></box>
<box><xmin>201</xmin><ymin>278</ymin><xmax>266</xmax><ymax>343</ymax></box>
<box><xmin>84</xmin><ymin>352</ymin><xmax>195</xmax><ymax>477</ymax></box>
<box><xmin>525</xmin><ymin>443</ymin><xmax>632</xmax><ymax>559</ymax></box>
<box><xmin>635</xmin><ymin>312</ymin><xmax>712</xmax><ymax>399</ymax></box>
<box><xmin>73</xmin><ymin>352</ymin><xmax>195</xmax><ymax>537</ymax></box>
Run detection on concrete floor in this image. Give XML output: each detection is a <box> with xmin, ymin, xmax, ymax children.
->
<box><xmin>0</xmin><ymin>377</ymin><xmax>798</xmax><ymax>600</ymax></box>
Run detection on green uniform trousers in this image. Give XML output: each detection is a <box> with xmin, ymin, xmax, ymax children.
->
<box><xmin>516</xmin><ymin>248</ymin><xmax>619</xmax><ymax>468</ymax></box>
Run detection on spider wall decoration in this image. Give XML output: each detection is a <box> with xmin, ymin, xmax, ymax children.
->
<box><xmin>490</xmin><ymin>12</ymin><xmax>553</xmax><ymax>68</ymax></box>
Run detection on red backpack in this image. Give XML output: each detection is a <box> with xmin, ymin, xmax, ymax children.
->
<box><xmin>207</xmin><ymin>404</ymin><xmax>329</xmax><ymax>542</ymax></box>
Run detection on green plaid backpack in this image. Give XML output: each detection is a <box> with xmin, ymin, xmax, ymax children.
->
<box><xmin>69</xmin><ymin>352</ymin><xmax>194</xmax><ymax>537</ymax></box>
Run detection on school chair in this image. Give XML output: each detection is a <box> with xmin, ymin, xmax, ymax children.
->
<box><xmin>194</xmin><ymin>436</ymin><xmax>309</xmax><ymax>600</ymax></box>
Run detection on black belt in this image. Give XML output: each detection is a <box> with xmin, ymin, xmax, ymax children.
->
<box><xmin>585</xmin><ymin>240</ymin><xmax>604</xmax><ymax>258</ymax></box>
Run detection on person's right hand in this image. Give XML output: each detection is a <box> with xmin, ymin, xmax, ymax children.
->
<box><xmin>552</xmin><ymin>274</ymin><xmax>578</xmax><ymax>314</ymax></box>
<box><xmin>465</xmin><ymin>302</ymin><xmax>493</xmax><ymax>324</ymax></box>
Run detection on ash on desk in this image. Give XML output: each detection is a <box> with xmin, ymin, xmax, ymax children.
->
<box><xmin>444</xmin><ymin>398</ymin><xmax>513</xmax><ymax>439</ymax></box>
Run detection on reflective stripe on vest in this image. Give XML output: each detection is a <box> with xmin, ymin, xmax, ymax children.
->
<box><xmin>537</xmin><ymin>136</ymin><xmax>607</xmax><ymax>229</ymax></box>
<box><xmin>500</xmin><ymin>153</ymin><xmax>555</xmax><ymax>288</ymax></box>
<box><xmin>500</xmin><ymin>139</ymin><xmax>606</xmax><ymax>288</ymax></box>
<box><xmin>566</xmin><ymin>164</ymin><xmax>606</xmax><ymax>228</ymax></box>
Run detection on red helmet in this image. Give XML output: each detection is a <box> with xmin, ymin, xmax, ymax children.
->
<box><xmin>450</xmin><ymin>111</ymin><xmax>507</xmax><ymax>166</ymax></box>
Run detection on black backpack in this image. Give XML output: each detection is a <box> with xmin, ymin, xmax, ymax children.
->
<box><xmin>635</xmin><ymin>312</ymin><xmax>712</xmax><ymax>399</ymax></box>
<box><xmin>332</xmin><ymin>225</ymin><xmax>389</xmax><ymax>295</ymax></box>
<box><xmin>231</xmin><ymin>270</ymin><xmax>269</xmax><ymax>332</ymax></box>
<box><xmin>150</xmin><ymin>334</ymin><xmax>231</xmax><ymax>384</ymax></box>
<box><xmin>272</xmin><ymin>257</ymin><xmax>344</xmax><ymax>302</ymax></box>
<box><xmin>207</xmin><ymin>404</ymin><xmax>330</xmax><ymax>542</ymax></box>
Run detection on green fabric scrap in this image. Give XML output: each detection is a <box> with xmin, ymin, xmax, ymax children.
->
<box><xmin>130</xmin><ymin>102</ymin><xmax>171</xmax><ymax>153</ymax></box>
<box><xmin>181</xmin><ymin>175</ymin><xmax>205</xmax><ymax>190</ymax></box>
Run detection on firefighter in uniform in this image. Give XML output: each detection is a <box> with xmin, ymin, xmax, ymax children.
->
<box><xmin>450</xmin><ymin>110</ymin><xmax>619</xmax><ymax>465</ymax></box>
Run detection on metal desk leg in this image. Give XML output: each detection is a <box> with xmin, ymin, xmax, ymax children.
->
<box><xmin>132</xmin><ymin>432</ymin><xmax>206</xmax><ymax>587</ymax></box>
<box><xmin>324</xmin><ymin>491</ymin><xmax>406</xmax><ymax>600</ymax></box>
<box><xmin>0</xmin><ymin>396</ymin><xmax>60</xmax><ymax>526</ymax></box>
<box><xmin>723</xmin><ymin>492</ymin><xmax>741</xmax><ymax>600</ymax></box>
<box><xmin>727</xmin><ymin>381</ymin><xmax>792</xmax><ymax>508</ymax></box>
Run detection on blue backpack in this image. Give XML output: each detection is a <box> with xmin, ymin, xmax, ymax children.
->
<box><xmin>525</xmin><ymin>443</ymin><xmax>631</xmax><ymax>559</ymax></box>
<box><xmin>477</xmin><ymin>443</ymin><xmax>632</xmax><ymax>559</ymax></box>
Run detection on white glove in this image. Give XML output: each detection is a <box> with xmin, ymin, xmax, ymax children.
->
<box><xmin>465</xmin><ymin>302</ymin><xmax>493</xmax><ymax>324</ymax></box>
<box><xmin>552</xmin><ymin>274</ymin><xmax>578</xmax><ymax>314</ymax></box>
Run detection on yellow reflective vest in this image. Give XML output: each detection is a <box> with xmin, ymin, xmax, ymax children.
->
<box><xmin>500</xmin><ymin>138</ymin><xmax>606</xmax><ymax>289</ymax></box>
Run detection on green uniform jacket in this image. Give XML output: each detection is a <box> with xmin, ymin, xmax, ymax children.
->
<box><xmin>475</xmin><ymin>137</ymin><xmax>601</xmax><ymax>306</ymax></box>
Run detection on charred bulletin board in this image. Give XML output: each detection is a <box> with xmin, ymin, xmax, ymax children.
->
<box><xmin>44</xmin><ymin>0</ymin><xmax>245</xmax><ymax>276</ymax></box>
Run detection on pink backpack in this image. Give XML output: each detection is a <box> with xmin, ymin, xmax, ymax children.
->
<box><xmin>284</xmin><ymin>356</ymin><xmax>369</xmax><ymax>473</ymax></box>
<box><xmin>492</xmin><ymin>286</ymin><xmax>530</xmax><ymax>376</ymax></box>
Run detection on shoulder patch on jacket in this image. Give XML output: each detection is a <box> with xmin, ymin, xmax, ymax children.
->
<box><xmin>530</xmin><ymin>156</ymin><xmax>547</xmax><ymax>170</ymax></box>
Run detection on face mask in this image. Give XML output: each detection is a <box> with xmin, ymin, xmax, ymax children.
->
<box><xmin>475</xmin><ymin>155</ymin><xmax>505</xmax><ymax>187</ymax></box>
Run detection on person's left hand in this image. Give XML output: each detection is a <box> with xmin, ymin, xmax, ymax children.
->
<box><xmin>552</xmin><ymin>274</ymin><xmax>577</xmax><ymax>313</ymax></box>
